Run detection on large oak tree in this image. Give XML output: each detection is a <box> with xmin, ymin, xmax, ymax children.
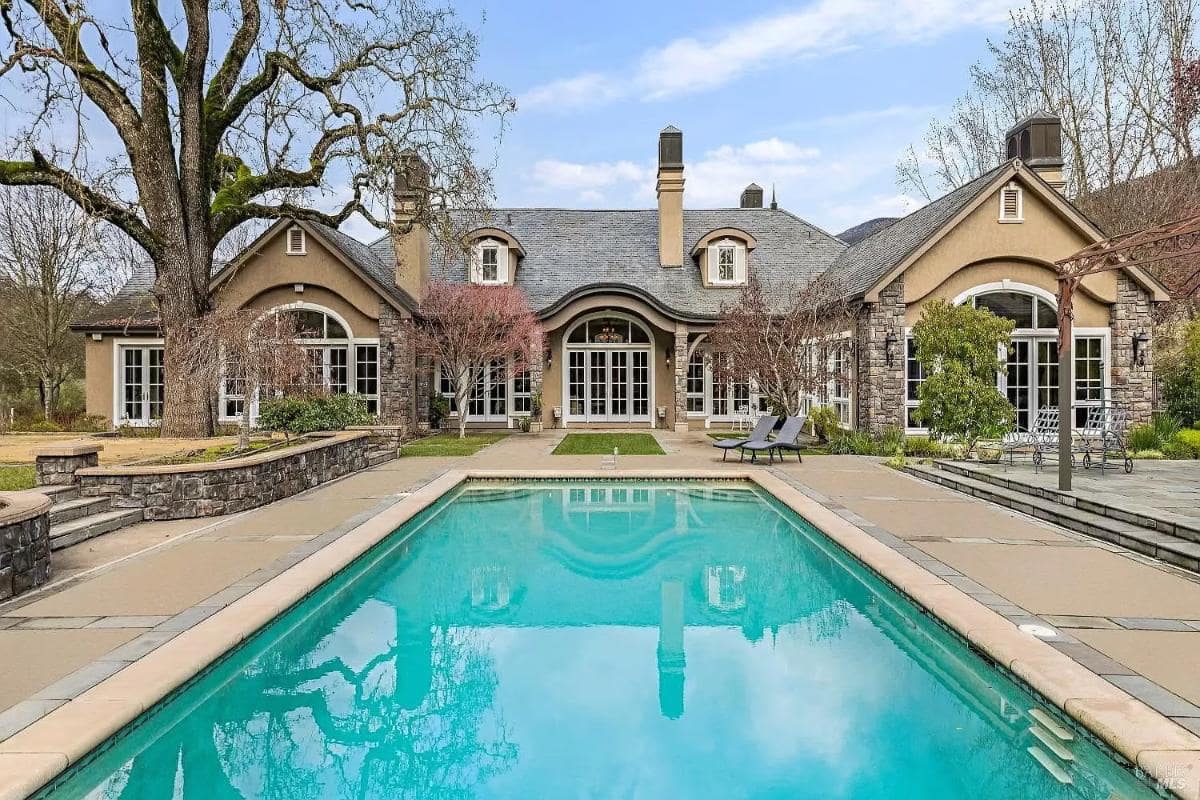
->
<box><xmin>0</xmin><ymin>0</ymin><xmax>512</xmax><ymax>435</ymax></box>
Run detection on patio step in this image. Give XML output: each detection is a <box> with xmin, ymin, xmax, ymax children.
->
<box><xmin>49</xmin><ymin>508</ymin><xmax>144</xmax><ymax>551</ymax></box>
<box><xmin>48</xmin><ymin>495</ymin><xmax>111</xmax><ymax>525</ymax></box>
<box><xmin>366</xmin><ymin>447</ymin><xmax>396</xmax><ymax>467</ymax></box>
<box><xmin>931</xmin><ymin>460</ymin><xmax>1200</xmax><ymax>545</ymax></box>
<box><xmin>32</xmin><ymin>484</ymin><xmax>80</xmax><ymax>505</ymax></box>
<box><xmin>903</xmin><ymin>464</ymin><xmax>1200</xmax><ymax>574</ymax></box>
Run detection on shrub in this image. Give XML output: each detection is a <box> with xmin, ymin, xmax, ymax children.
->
<box><xmin>23</xmin><ymin>420</ymin><xmax>63</xmax><ymax>433</ymax></box>
<box><xmin>911</xmin><ymin>300</ymin><xmax>1015</xmax><ymax>454</ymax></box>
<box><xmin>1177</xmin><ymin>428</ymin><xmax>1200</xmax><ymax>455</ymax></box>
<box><xmin>904</xmin><ymin>436</ymin><xmax>957</xmax><ymax>459</ymax></box>
<box><xmin>827</xmin><ymin>430</ymin><xmax>878</xmax><ymax>455</ymax></box>
<box><xmin>1128</xmin><ymin>423</ymin><xmax>1160</xmax><ymax>452</ymax></box>
<box><xmin>810</xmin><ymin>406</ymin><xmax>840</xmax><ymax>442</ymax></box>
<box><xmin>1128</xmin><ymin>413</ymin><xmax>1184</xmax><ymax>452</ymax></box>
<box><xmin>1159</xmin><ymin>318</ymin><xmax>1200</xmax><ymax>426</ymax></box>
<box><xmin>1132</xmin><ymin>449</ymin><xmax>1165</xmax><ymax>459</ymax></box>
<box><xmin>257</xmin><ymin>393</ymin><xmax>371</xmax><ymax>436</ymax></box>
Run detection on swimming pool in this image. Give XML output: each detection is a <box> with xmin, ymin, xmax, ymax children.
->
<box><xmin>36</xmin><ymin>480</ymin><xmax>1159</xmax><ymax>799</ymax></box>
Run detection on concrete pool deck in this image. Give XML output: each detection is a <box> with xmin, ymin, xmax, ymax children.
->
<box><xmin>0</xmin><ymin>430</ymin><xmax>1198</xmax><ymax>797</ymax></box>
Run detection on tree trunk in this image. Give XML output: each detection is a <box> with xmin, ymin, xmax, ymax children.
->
<box><xmin>39</xmin><ymin>376</ymin><xmax>50</xmax><ymax>421</ymax></box>
<box><xmin>456</xmin><ymin>368</ymin><xmax>472</xmax><ymax>440</ymax></box>
<box><xmin>156</xmin><ymin>249</ymin><xmax>215</xmax><ymax>439</ymax></box>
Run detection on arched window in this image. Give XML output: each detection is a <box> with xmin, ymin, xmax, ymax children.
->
<box><xmin>969</xmin><ymin>290</ymin><xmax>1055</xmax><ymax>330</ymax></box>
<box><xmin>565</xmin><ymin>315</ymin><xmax>651</xmax><ymax>344</ymax></box>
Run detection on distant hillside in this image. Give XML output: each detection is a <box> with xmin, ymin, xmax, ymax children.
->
<box><xmin>836</xmin><ymin>217</ymin><xmax>898</xmax><ymax>246</ymax></box>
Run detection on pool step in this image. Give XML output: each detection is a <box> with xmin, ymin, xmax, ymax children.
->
<box><xmin>903</xmin><ymin>464</ymin><xmax>1200</xmax><ymax>574</ymax></box>
<box><xmin>49</xmin><ymin>508</ymin><xmax>144</xmax><ymax>551</ymax></box>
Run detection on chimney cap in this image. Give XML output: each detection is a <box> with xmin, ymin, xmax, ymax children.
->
<box><xmin>739</xmin><ymin>183</ymin><xmax>764</xmax><ymax>208</ymax></box>
<box><xmin>658</xmin><ymin>126</ymin><xmax>683</xmax><ymax>169</ymax></box>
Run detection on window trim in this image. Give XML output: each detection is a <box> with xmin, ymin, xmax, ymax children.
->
<box><xmin>708</xmin><ymin>238</ymin><xmax>744</xmax><ymax>286</ymax></box>
<box><xmin>111</xmin><ymin>338</ymin><xmax>165</xmax><ymax>427</ymax></box>
<box><xmin>473</xmin><ymin>238</ymin><xmax>507</xmax><ymax>285</ymax></box>
<box><xmin>285</xmin><ymin>225</ymin><xmax>307</xmax><ymax>255</ymax></box>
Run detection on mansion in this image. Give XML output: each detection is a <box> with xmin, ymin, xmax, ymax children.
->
<box><xmin>76</xmin><ymin>117</ymin><xmax>1168</xmax><ymax>435</ymax></box>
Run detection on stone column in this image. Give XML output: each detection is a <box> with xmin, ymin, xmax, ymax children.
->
<box><xmin>854</xmin><ymin>276</ymin><xmax>906</xmax><ymax>434</ymax></box>
<box><xmin>528</xmin><ymin>334</ymin><xmax>545</xmax><ymax>433</ymax></box>
<box><xmin>34</xmin><ymin>442</ymin><xmax>101</xmax><ymax>486</ymax></box>
<box><xmin>673</xmin><ymin>324</ymin><xmax>689</xmax><ymax>432</ymax></box>
<box><xmin>1109</xmin><ymin>274</ymin><xmax>1155</xmax><ymax>425</ymax></box>
<box><xmin>415</xmin><ymin>355</ymin><xmax>434</xmax><ymax>432</ymax></box>
<box><xmin>378</xmin><ymin>303</ymin><xmax>415</xmax><ymax>435</ymax></box>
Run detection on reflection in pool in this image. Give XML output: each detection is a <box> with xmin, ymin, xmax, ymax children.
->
<box><xmin>41</xmin><ymin>481</ymin><xmax>1158</xmax><ymax>799</ymax></box>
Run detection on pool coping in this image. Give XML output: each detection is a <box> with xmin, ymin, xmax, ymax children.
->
<box><xmin>0</xmin><ymin>468</ymin><xmax>1197</xmax><ymax>799</ymax></box>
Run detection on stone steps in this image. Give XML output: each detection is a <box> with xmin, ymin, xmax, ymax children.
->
<box><xmin>366</xmin><ymin>447</ymin><xmax>397</xmax><ymax>467</ymax></box>
<box><xmin>33</xmin><ymin>484</ymin><xmax>79</xmax><ymax>505</ymax></box>
<box><xmin>48</xmin><ymin>496</ymin><xmax>111</xmax><ymax>525</ymax></box>
<box><xmin>49</xmin><ymin>507</ymin><xmax>144</xmax><ymax>551</ymax></box>
<box><xmin>903</xmin><ymin>463</ymin><xmax>1200</xmax><ymax>574</ymax></box>
<box><xmin>932</xmin><ymin>459</ymin><xmax>1200</xmax><ymax>545</ymax></box>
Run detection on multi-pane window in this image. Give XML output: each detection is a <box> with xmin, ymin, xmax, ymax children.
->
<box><xmin>439</xmin><ymin>366</ymin><xmax>458</xmax><ymax>413</ymax></box>
<box><xmin>568</xmin><ymin>351</ymin><xmax>586</xmax><ymax>416</ymax></box>
<box><xmin>686</xmin><ymin>350</ymin><xmax>705</xmax><ymax>413</ymax></box>
<box><xmin>488</xmin><ymin>360</ymin><xmax>507</xmax><ymax>417</ymax></box>
<box><xmin>830</xmin><ymin>343</ymin><xmax>850</xmax><ymax>426</ymax></box>
<box><xmin>223</xmin><ymin>357</ymin><xmax>246</xmax><ymax>419</ymax></box>
<box><xmin>1075</xmin><ymin>337</ymin><xmax>1104</xmax><ymax>427</ymax></box>
<box><xmin>513</xmin><ymin>369</ymin><xmax>531</xmax><ymax>414</ymax></box>
<box><xmin>481</xmin><ymin>246</ymin><xmax>499</xmax><ymax>282</ymax></box>
<box><xmin>905</xmin><ymin>338</ymin><xmax>927</xmax><ymax>429</ymax></box>
<box><xmin>355</xmin><ymin>344</ymin><xmax>379</xmax><ymax>414</ymax></box>
<box><xmin>718</xmin><ymin>247</ymin><xmax>735</xmax><ymax>282</ymax></box>
<box><xmin>121</xmin><ymin>346</ymin><xmax>164</xmax><ymax>424</ymax></box>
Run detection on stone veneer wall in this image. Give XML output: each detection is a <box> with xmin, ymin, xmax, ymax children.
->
<box><xmin>672</xmin><ymin>326</ymin><xmax>688</xmax><ymax>431</ymax></box>
<box><xmin>854</xmin><ymin>276</ymin><xmax>906</xmax><ymax>434</ymax></box>
<box><xmin>378</xmin><ymin>303</ymin><xmax>415</xmax><ymax>435</ymax></box>
<box><xmin>0</xmin><ymin>493</ymin><xmax>51</xmax><ymax>601</ymax></box>
<box><xmin>1109</xmin><ymin>274</ymin><xmax>1156</xmax><ymax>425</ymax></box>
<box><xmin>76</xmin><ymin>433</ymin><xmax>370</xmax><ymax>521</ymax></box>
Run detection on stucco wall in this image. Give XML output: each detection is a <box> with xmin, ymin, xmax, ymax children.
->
<box><xmin>84</xmin><ymin>337</ymin><xmax>116</xmax><ymax>423</ymax></box>
<box><xmin>213</xmin><ymin>233</ymin><xmax>386</xmax><ymax>336</ymax></box>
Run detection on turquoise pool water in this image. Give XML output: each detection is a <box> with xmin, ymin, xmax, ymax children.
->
<box><xmin>39</xmin><ymin>481</ymin><xmax>1159</xmax><ymax>799</ymax></box>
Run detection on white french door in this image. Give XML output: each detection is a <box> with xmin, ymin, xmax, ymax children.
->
<box><xmin>119</xmin><ymin>345</ymin><xmax>164</xmax><ymax>425</ymax></box>
<box><xmin>567</xmin><ymin>347</ymin><xmax>650</xmax><ymax>423</ymax></box>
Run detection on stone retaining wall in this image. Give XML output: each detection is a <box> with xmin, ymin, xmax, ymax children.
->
<box><xmin>34</xmin><ymin>443</ymin><xmax>101</xmax><ymax>486</ymax></box>
<box><xmin>75</xmin><ymin>432</ymin><xmax>371</xmax><ymax>521</ymax></box>
<box><xmin>0</xmin><ymin>491</ymin><xmax>52</xmax><ymax>600</ymax></box>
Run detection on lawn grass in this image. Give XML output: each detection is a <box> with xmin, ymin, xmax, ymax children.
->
<box><xmin>400</xmin><ymin>432</ymin><xmax>509</xmax><ymax>457</ymax></box>
<box><xmin>142</xmin><ymin>438</ymin><xmax>292</xmax><ymax>465</ymax></box>
<box><xmin>552</xmin><ymin>433</ymin><xmax>665</xmax><ymax>455</ymax></box>
<box><xmin>0</xmin><ymin>465</ymin><xmax>36</xmax><ymax>491</ymax></box>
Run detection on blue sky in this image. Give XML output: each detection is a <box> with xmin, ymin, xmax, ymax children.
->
<box><xmin>456</xmin><ymin>0</ymin><xmax>1019</xmax><ymax>235</ymax></box>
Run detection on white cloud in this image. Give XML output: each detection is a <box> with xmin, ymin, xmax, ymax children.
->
<box><xmin>821</xmin><ymin>192</ymin><xmax>922</xmax><ymax>233</ymax></box>
<box><xmin>522</xmin><ymin>0</ymin><xmax>1014</xmax><ymax>110</ymax></box>
<box><xmin>529</xmin><ymin>158</ymin><xmax>653</xmax><ymax>203</ymax></box>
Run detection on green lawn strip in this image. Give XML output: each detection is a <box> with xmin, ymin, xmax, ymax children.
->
<box><xmin>0</xmin><ymin>465</ymin><xmax>36</xmax><ymax>491</ymax></box>
<box><xmin>141</xmin><ymin>438</ymin><xmax>290</xmax><ymax>466</ymax></box>
<box><xmin>552</xmin><ymin>433</ymin><xmax>665</xmax><ymax>455</ymax></box>
<box><xmin>400</xmin><ymin>432</ymin><xmax>509</xmax><ymax>457</ymax></box>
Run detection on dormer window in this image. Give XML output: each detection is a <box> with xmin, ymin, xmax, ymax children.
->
<box><xmin>707</xmin><ymin>238</ymin><xmax>746</xmax><ymax>286</ymax></box>
<box><xmin>472</xmin><ymin>238</ymin><xmax>508</xmax><ymax>284</ymax></box>
<box><xmin>286</xmin><ymin>226</ymin><xmax>306</xmax><ymax>255</ymax></box>
<box><xmin>999</xmin><ymin>182</ymin><xmax>1023</xmax><ymax>223</ymax></box>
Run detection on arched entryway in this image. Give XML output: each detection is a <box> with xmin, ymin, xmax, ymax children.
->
<box><xmin>562</xmin><ymin>312</ymin><xmax>654</xmax><ymax>425</ymax></box>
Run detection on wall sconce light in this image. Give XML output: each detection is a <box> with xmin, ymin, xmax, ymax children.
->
<box><xmin>385</xmin><ymin>340</ymin><xmax>395</xmax><ymax>371</ymax></box>
<box><xmin>665</xmin><ymin>346</ymin><xmax>672</xmax><ymax>369</ymax></box>
<box><xmin>1133</xmin><ymin>331</ymin><xmax>1150</xmax><ymax>366</ymax></box>
<box><xmin>884</xmin><ymin>331</ymin><xmax>898</xmax><ymax>368</ymax></box>
<box><xmin>544</xmin><ymin>347</ymin><xmax>553</xmax><ymax>371</ymax></box>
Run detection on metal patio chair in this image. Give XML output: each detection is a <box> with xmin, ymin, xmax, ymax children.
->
<box><xmin>997</xmin><ymin>407</ymin><xmax>1059</xmax><ymax>471</ymax></box>
<box><xmin>1078</xmin><ymin>404</ymin><xmax>1133</xmax><ymax>474</ymax></box>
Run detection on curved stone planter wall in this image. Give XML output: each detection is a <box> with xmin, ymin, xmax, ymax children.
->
<box><xmin>76</xmin><ymin>432</ymin><xmax>371</xmax><ymax>521</ymax></box>
<box><xmin>0</xmin><ymin>491</ymin><xmax>52</xmax><ymax>600</ymax></box>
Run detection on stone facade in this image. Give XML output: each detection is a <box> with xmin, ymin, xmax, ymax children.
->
<box><xmin>77</xmin><ymin>433</ymin><xmax>370</xmax><ymax>521</ymax></box>
<box><xmin>673</xmin><ymin>325</ymin><xmax>688</xmax><ymax>431</ymax></box>
<box><xmin>854</xmin><ymin>276</ymin><xmax>906</xmax><ymax>434</ymax></box>
<box><xmin>1109</xmin><ymin>274</ymin><xmax>1156</xmax><ymax>426</ymax></box>
<box><xmin>35</xmin><ymin>449</ymin><xmax>99</xmax><ymax>486</ymax></box>
<box><xmin>0</xmin><ymin>493</ymin><xmax>51</xmax><ymax>601</ymax></box>
<box><xmin>377</xmin><ymin>303</ymin><xmax>415</xmax><ymax>435</ymax></box>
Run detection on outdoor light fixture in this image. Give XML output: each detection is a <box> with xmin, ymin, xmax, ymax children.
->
<box><xmin>1133</xmin><ymin>331</ymin><xmax>1150</xmax><ymax>366</ymax></box>
<box><xmin>885</xmin><ymin>331</ymin><xmax>898</xmax><ymax>368</ymax></box>
<box><xmin>544</xmin><ymin>347</ymin><xmax>553</xmax><ymax>371</ymax></box>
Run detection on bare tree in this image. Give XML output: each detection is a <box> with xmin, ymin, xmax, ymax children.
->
<box><xmin>707</xmin><ymin>277</ymin><xmax>853</xmax><ymax>417</ymax></box>
<box><xmin>409</xmin><ymin>282</ymin><xmax>540</xmax><ymax>439</ymax></box>
<box><xmin>898</xmin><ymin>0</ymin><xmax>1200</xmax><ymax>203</ymax></box>
<box><xmin>0</xmin><ymin>0</ymin><xmax>513</xmax><ymax>437</ymax></box>
<box><xmin>0</xmin><ymin>185</ymin><xmax>111</xmax><ymax>419</ymax></box>
<box><xmin>175</xmin><ymin>307</ymin><xmax>311</xmax><ymax>449</ymax></box>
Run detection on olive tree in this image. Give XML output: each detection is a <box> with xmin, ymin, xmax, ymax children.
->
<box><xmin>0</xmin><ymin>0</ymin><xmax>513</xmax><ymax>436</ymax></box>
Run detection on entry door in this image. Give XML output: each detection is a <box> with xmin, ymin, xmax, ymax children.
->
<box><xmin>1004</xmin><ymin>340</ymin><xmax>1032</xmax><ymax>431</ymax></box>
<box><xmin>589</xmin><ymin>351</ymin><xmax>608</xmax><ymax>418</ymax></box>
<box><xmin>609</xmin><ymin>351</ymin><xmax>629</xmax><ymax>421</ymax></box>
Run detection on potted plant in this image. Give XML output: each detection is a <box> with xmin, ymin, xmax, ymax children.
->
<box><xmin>529</xmin><ymin>390</ymin><xmax>544</xmax><ymax>433</ymax></box>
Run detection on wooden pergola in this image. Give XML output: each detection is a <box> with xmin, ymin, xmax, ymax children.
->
<box><xmin>1053</xmin><ymin>215</ymin><xmax>1200</xmax><ymax>489</ymax></box>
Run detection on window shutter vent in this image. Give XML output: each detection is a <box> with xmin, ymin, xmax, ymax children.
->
<box><xmin>286</xmin><ymin>227</ymin><xmax>305</xmax><ymax>254</ymax></box>
<box><xmin>1000</xmin><ymin>184</ymin><xmax>1022</xmax><ymax>221</ymax></box>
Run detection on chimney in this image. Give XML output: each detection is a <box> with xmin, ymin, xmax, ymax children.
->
<box><xmin>393</xmin><ymin>151</ymin><xmax>430</xmax><ymax>299</ymax></box>
<box><xmin>739</xmin><ymin>183</ymin><xmax>763</xmax><ymax>208</ymax></box>
<box><xmin>1005</xmin><ymin>112</ymin><xmax>1064</xmax><ymax>192</ymax></box>
<box><xmin>657</xmin><ymin>126</ymin><xmax>685</xmax><ymax>267</ymax></box>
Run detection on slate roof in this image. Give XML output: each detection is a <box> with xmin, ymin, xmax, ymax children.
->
<box><xmin>367</xmin><ymin>207</ymin><xmax>846</xmax><ymax>319</ymax></box>
<box><xmin>824</xmin><ymin>161</ymin><xmax>1013</xmax><ymax>298</ymax></box>
<box><xmin>72</xmin><ymin>269</ymin><xmax>160</xmax><ymax>331</ymax></box>
<box><xmin>836</xmin><ymin>217</ymin><xmax>898</xmax><ymax>246</ymax></box>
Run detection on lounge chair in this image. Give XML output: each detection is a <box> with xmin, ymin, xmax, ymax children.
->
<box><xmin>740</xmin><ymin>415</ymin><xmax>806</xmax><ymax>464</ymax></box>
<box><xmin>713</xmin><ymin>415</ymin><xmax>778</xmax><ymax>462</ymax></box>
<box><xmin>766</xmin><ymin>415</ymin><xmax>808</xmax><ymax>462</ymax></box>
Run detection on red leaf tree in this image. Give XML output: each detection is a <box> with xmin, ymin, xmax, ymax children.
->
<box><xmin>411</xmin><ymin>282</ymin><xmax>541</xmax><ymax>438</ymax></box>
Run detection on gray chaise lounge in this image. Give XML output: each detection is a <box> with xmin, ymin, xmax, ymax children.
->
<box><xmin>713</xmin><ymin>415</ymin><xmax>778</xmax><ymax>462</ymax></box>
<box><xmin>740</xmin><ymin>416</ymin><xmax>805</xmax><ymax>464</ymax></box>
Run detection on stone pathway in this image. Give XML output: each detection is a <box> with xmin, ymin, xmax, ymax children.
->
<box><xmin>1</xmin><ymin>430</ymin><xmax>1199</xmax><ymax>747</ymax></box>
